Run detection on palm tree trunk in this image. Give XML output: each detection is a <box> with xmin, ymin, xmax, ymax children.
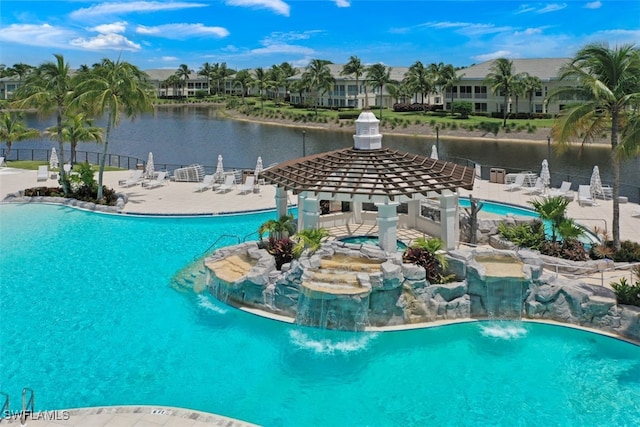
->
<box><xmin>611</xmin><ymin>110</ymin><xmax>621</xmax><ymax>250</ymax></box>
<box><xmin>503</xmin><ymin>95</ymin><xmax>508</xmax><ymax>127</ymax></box>
<box><xmin>97</xmin><ymin>117</ymin><xmax>112</xmax><ymax>201</ymax></box>
<box><xmin>56</xmin><ymin>106</ymin><xmax>70</xmax><ymax>195</ymax></box>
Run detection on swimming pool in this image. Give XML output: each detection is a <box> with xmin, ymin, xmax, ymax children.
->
<box><xmin>1</xmin><ymin>204</ymin><xmax>638</xmax><ymax>426</ymax></box>
<box><xmin>338</xmin><ymin>235</ymin><xmax>408</xmax><ymax>250</ymax></box>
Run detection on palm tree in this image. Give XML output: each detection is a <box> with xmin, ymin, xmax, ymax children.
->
<box><xmin>528</xmin><ymin>195</ymin><xmax>570</xmax><ymax>243</ymax></box>
<box><xmin>367</xmin><ymin>63</ymin><xmax>391</xmax><ymax>118</ymax></box>
<box><xmin>75</xmin><ymin>58</ymin><xmax>155</xmax><ymax>201</ymax></box>
<box><xmin>7</xmin><ymin>63</ymin><xmax>35</xmax><ymax>81</ymax></box>
<box><xmin>45</xmin><ymin>112</ymin><xmax>103</xmax><ymax>164</ymax></box>
<box><xmin>175</xmin><ymin>64</ymin><xmax>193</xmax><ymax>99</ymax></box>
<box><xmin>440</xmin><ymin>65</ymin><xmax>463</xmax><ymax>113</ymax></box>
<box><xmin>301</xmin><ymin>59</ymin><xmax>335</xmax><ymax>116</ymax></box>
<box><xmin>198</xmin><ymin>62</ymin><xmax>214</xmax><ymax>95</ymax></box>
<box><xmin>483</xmin><ymin>58</ymin><xmax>525</xmax><ymax>127</ymax></box>
<box><xmin>278</xmin><ymin>61</ymin><xmax>298</xmax><ymax>101</ymax></box>
<box><xmin>233</xmin><ymin>69</ymin><xmax>253</xmax><ymax>102</ymax></box>
<box><xmin>253</xmin><ymin>67</ymin><xmax>268</xmax><ymax>109</ymax></box>
<box><xmin>522</xmin><ymin>74</ymin><xmax>542</xmax><ymax>114</ymax></box>
<box><xmin>0</xmin><ymin>112</ymin><xmax>40</xmax><ymax>158</ymax></box>
<box><xmin>258</xmin><ymin>214</ymin><xmax>296</xmax><ymax>241</ymax></box>
<box><xmin>405</xmin><ymin>61</ymin><xmax>433</xmax><ymax>111</ymax></box>
<box><xmin>163</xmin><ymin>74</ymin><xmax>181</xmax><ymax>98</ymax></box>
<box><xmin>548</xmin><ymin>43</ymin><xmax>640</xmax><ymax>250</ymax></box>
<box><xmin>341</xmin><ymin>56</ymin><xmax>366</xmax><ymax>109</ymax></box>
<box><xmin>13</xmin><ymin>54</ymin><xmax>75</xmax><ymax>195</ymax></box>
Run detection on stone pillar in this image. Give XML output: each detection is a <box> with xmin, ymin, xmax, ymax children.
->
<box><xmin>407</xmin><ymin>199</ymin><xmax>421</xmax><ymax>228</ymax></box>
<box><xmin>297</xmin><ymin>193</ymin><xmax>306</xmax><ymax>231</ymax></box>
<box><xmin>352</xmin><ymin>200</ymin><xmax>362</xmax><ymax>224</ymax></box>
<box><xmin>302</xmin><ymin>196</ymin><xmax>320</xmax><ymax>230</ymax></box>
<box><xmin>376</xmin><ymin>201</ymin><xmax>399</xmax><ymax>252</ymax></box>
<box><xmin>439</xmin><ymin>191</ymin><xmax>458</xmax><ymax>250</ymax></box>
<box><xmin>275</xmin><ymin>186</ymin><xmax>288</xmax><ymax>220</ymax></box>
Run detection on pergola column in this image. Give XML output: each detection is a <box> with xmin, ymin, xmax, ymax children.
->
<box><xmin>352</xmin><ymin>200</ymin><xmax>362</xmax><ymax>224</ymax></box>
<box><xmin>439</xmin><ymin>192</ymin><xmax>459</xmax><ymax>250</ymax></box>
<box><xmin>275</xmin><ymin>186</ymin><xmax>288</xmax><ymax>219</ymax></box>
<box><xmin>375</xmin><ymin>201</ymin><xmax>399</xmax><ymax>253</ymax></box>
<box><xmin>407</xmin><ymin>199</ymin><xmax>421</xmax><ymax>228</ymax></box>
<box><xmin>302</xmin><ymin>196</ymin><xmax>320</xmax><ymax>230</ymax></box>
<box><xmin>297</xmin><ymin>193</ymin><xmax>306</xmax><ymax>231</ymax></box>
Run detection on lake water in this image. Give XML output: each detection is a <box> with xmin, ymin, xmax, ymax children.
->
<box><xmin>17</xmin><ymin>105</ymin><xmax>639</xmax><ymax>199</ymax></box>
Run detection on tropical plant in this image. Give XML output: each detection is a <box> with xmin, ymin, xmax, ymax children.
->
<box><xmin>74</xmin><ymin>58</ymin><xmax>155</xmax><ymax>201</ymax></box>
<box><xmin>267</xmin><ymin>237</ymin><xmax>295</xmax><ymax>270</ymax></box>
<box><xmin>6</xmin><ymin>62</ymin><xmax>35</xmax><ymax>81</ymax></box>
<box><xmin>253</xmin><ymin>67</ymin><xmax>268</xmax><ymax>109</ymax></box>
<box><xmin>402</xmin><ymin>237</ymin><xmax>450</xmax><ymax>284</ymax></box>
<box><xmin>233</xmin><ymin>69</ymin><xmax>253</xmax><ymax>102</ymax></box>
<box><xmin>367</xmin><ymin>63</ymin><xmax>391</xmax><ymax>118</ymax></box>
<box><xmin>198</xmin><ymin>62</ymin><xmax>214</xmax><ymax>95</ymax></box>
<box><xmin>522</xmin><ymin>74</ymin><xmax>543</xmax><ymax>114</ymax></box>
<box><xmin>610</xmin><ymin>277</ymin><xmax>640</xmax><ymax>307</ymax></box>
<box><xmin>528</xmin><ymin>195</ymin><xmax>570</xmax><ymax>243</ymax></box>
<box><xmin>483</xmin><ymin>58</ymin><xmax>525</xmax><ymax>127</ymax></box>
<box><xmin>548</xmin><ymin>42</ymin><xmax>640</xmax><ymax>250</ymax></box>
<box><xmin>498</xmin><ymin>221</ymin><xmax>545</xmax><ymax>250</ymax></box>
<box><xmin>45</xmin><ymin>112</ymin><xmax>102</xmax><ymax>164</ymax></box>
<box><xmin>301</xmin><ymin>59</ymin><xmax>335</xmax><ymax>116</ymax></box>
<box><xmin>13</xmin><ymin>54</ymin><xmax>76</xmax><ymax>195</ymax></box>
<box><xmin>405</xmin><ymin>61</ymin><xmax>433</xmax><ymax>110</ymax></box>
<box><xmin>341</xmin><ymin>56</ymin><xmax>366</xmax><ymax>108</ymax></box>
<box><xmin>452</xmin><ymin>101</ymin><xmax>473</xmax><ymax>119</ymax></box>
<box><xmin>293</xmin><ymin>228</ymin><xmax>330</xmax><ymax>257</ymax></box>
<box><xmin>0</xmin><ymin>112</ymin><xmax>40</xmax><ymax>158</ymax></box>
<box><xmin>175</xmin><ymin>64</ymin><xmax>193</xmax><ymax>98</ymax></box>
<box><xmin>258</xmin><ymin>214</ymin><xmax>296</xmax><ymax>241</ymax></box>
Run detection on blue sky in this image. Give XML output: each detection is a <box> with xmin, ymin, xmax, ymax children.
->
<box><xmin>1</xmin><ymin>0</ymin><xmax>639</xmax><ymax>71</ymax></box>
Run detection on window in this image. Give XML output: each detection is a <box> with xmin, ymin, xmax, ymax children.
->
<box><xmin>460</xmin><ymin>86</ymin><xmax>472</xmax><ymax>98</ymax></box>
<box><xmin>474</xmin><ymin>103</ymin><xmax>487</xmax><ymax>112</ymax></box>
<box><xmin>474</xmin><ymin>86</ymin><xmax>487</xmax><ymax>98</ymax></box>
<box><xmin>535</xmin><ymin>89</ymin><xmax>542</xmax><ymax>97</ymax></box>
<box><xmin>535</xmin><ymin>104</ymin><xmax>543</xmax><ymax>113</ymax></box>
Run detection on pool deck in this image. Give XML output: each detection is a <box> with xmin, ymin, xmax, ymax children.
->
<box><xmin>1</xmin><ymin>167</ymin><xmax>639</xmax><ymax>426</ymax></box>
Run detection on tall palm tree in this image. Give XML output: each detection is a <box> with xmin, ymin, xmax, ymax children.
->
<box><xmin>341</xmin><ymin>56</ymin><xmax>366</xmax><ymax>109</ymax></box>
<box><xmin>548</xmin><ymin>43</ymin><xmax>640</xmax><ymax>249</ymax></box>
<box><xmin>75</xmin><ymin>58</ymin><xmax>155</xmax><ymax>200</ymax></box>
<box><xmin>253</xmin><ymin>67</ymin><xmax>268</xmax><ymax>109</ymax></box>
<box><xmin>233</xmin><ymin>69</ymin><xmax>253</xmax><ymax>102</ymax></box>
<box><xmin>198</xmin><ymin>62</ymin><xmax>214</xmax><ymax>95</ymax></box>
<box><xmin>13</xmin><ymin>54</ymin><xmax>75</xmax><ymax>195</ymax></box>
<box><xmin>405</xmin><ymin>61</ymin><xmax>432</xmax><ymax>111</ymax></box>
<box><xmin>267</xmin><ymin>64</ymin><xmax>285</xmax><ymax>104</ymax></box>
<box><xmin>45</xmin><ymin>112</ymin><xmax>103</xmax><ymax>164</ymax></box>
<box><xmin>367</xmin><ymin>63</ymin><xmax>391</xmax><ymax>118</ymax></box>
<box><xmin>301</xmin><ymin>59</ymin><xmax>335</xmax><ymax>116</ymax></box>
<box><xmin>522</xmin><ymin>74</ymin><xmax>542</xmax><ymax>114</ymax></box>
<box><xmin>278</xmin><ymin>61</ymin><xmax>298</xmax><ymax>101</ymax></box>
<box><xmin>7</xmin><ymin>63</ymin><xmax>35</xmax><ymax>81</ymax></box>
<box><xmin>440</xmin><ymin>65</ymin><xmax>463</xmax><ymax>113</ymax></box>
<box><xmin>0</xmin><ymin>112</ymin><xmax>40</xmax><ymax>158</ymax></box>
<box><xmin>483</xmin><ymin>58</ymin><xmax>524</xmax><ymax>127</ymax></box>
<box><xmin>175</xmin><ymin>64</ymin><xmax>193</xmax><ymax>99</ymax></box>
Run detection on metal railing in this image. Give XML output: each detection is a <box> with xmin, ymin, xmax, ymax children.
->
<box><xmin>196</xmin><ymin>234</ymin><xmax>241</xmax><ymax>260</ymax></box>
<box><xmin>22</xmin><ymin>388</ymin><xmax>34</xmax><ymax>416</ymax></box>
<box><xmin>536</xmin><ymin>259</ymin><xmax>639</xmax><ymax>287</ymax></box>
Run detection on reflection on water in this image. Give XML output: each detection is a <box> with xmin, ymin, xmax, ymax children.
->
<box><xmin>19</xmin><ymin>106</ymin><xmax>637</xmax><ymax>187</ymax></box>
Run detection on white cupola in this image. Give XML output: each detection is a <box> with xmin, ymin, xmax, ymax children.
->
<box><xmin>353</xmin><ymin>110</ymin><xmax>382</xmax><ymax>150</ymax></box>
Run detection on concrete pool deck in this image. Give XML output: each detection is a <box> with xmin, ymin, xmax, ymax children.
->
<box><xmin>1</xmin><ymin>167</ymin><xmax>639</xmax><ymax>426</ymax></box>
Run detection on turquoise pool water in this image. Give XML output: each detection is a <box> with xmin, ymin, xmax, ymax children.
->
<box><xmin>1</xmin><ymin>204</ymin><xmax>638</xmax><ymax>426</ymax></box>
<box><xmin>338</xmin><ymin>235</ymin><xmax>407</xmax><ymax>250</ymax></box>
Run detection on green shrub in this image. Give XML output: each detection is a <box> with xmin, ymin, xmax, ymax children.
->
<box><xmin>498</xmin><ymin>221</ymin><xmax>545</xmax><ymax>249</ymax></box>
<box><xmin>611</xmin><ymin>277</ymin><xmax>640</xmax><ymax>306</ymax></box>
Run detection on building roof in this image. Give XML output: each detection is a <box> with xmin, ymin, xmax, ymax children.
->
<box><xmin>458</xmin><ymin>58</ymin><xmax>571</xmax><ymax>82</ymax></box>
<box><xmin>260</xmin><ymin>147</ymin><xmax>475</xmax><ymax>203</ymax></box>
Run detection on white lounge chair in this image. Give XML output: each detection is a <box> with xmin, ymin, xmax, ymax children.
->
<box><xmin>239</xmin><ymin>176</ymin><xmax>255</xmax><ymax>195</ymax></box>
<box><xmin>216</xmin><ymin>174</ymin><xmax>235</xmax><ymax>193</ymax></box>
<box><xmin>578</xmin><ymin>185</ymin><xmax>595</xmax><ymax>206</ymax></box>
<box><xmin>550</xmin><ymin>181</ymin><xmax>573</xmax><ymax>199</ymax></box>
<box><xmin>505</xmin><ymin>174</ymin><xmax>525</xmax><ymax>191</ymax></box>
<box><xmin>36</xmin><ymin>165</ymin><xmax>48</xmax><ymax>181</ymax></box>
<box><xmin>194</xmin><ymin>174</ymin><xmax>216</xmax><ymax>192</ymax></box>
<box><xmin>144</xmin><ymin>171</ymin><xmax>167</xmax><ymax>189</ymax></box>
<box><xmin>524</xmin><ymin>177</ymin><xmax>545</xmax><ymax>195</ymax></box>
<box><xmin>119</xmin><ymin>170</ymin><xmax>144</xmax><ymax>187</ymax></box>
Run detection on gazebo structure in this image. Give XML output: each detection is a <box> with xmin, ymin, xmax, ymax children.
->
<box><xmin>260</xmin><ymin>111</ymin><xmax>475</xmax><ymax>252</ymax></box>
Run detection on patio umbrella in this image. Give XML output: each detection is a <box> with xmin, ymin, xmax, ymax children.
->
<box><xmin>145</xmin><ymin>152</ymin><xmax>154</xmax><ymax>178</ymax></box>
<box><xmin>590</xmin><ymin>165</ymin><xmax>603</xmax><ymax>198</ymax></box>
<box><xmin>430</xmin><ymin>144</ymin><xmax>438</xmax><ymax>160</ymax></box>
<box><xmin>254</xmin><ymin>156</ymin><xmax>263</xmax><ymax>178</ymax></box>
<box><xmin>215</xmin><ymin>155</ymin><xmax>224</xmax><ymax>176</ymax></box>
<box><xmin>49</xmin><ymin>147</ymin><xmax>59</xmax><ymax>170</ymax></box>
<box><xmin>540</xmin><ymin>159</ymin><xmax>551</xmax><ymax>188</ymax></box>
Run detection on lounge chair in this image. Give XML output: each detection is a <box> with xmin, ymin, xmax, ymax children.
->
<box><xmin>524</xmin><ymin>177</ymin><xmax>545</xmax><ymax>195</ymax></box>
<box><xmin>0</xmin><ymin>157</ymin><xmax>6</xmax><ymax>167</ymax></box>
<box><xmin>36</xmin><ymin>165</ymin><xmax>48</xmax><ymax>181</ymax></box>
<box><xmin>550</xmin><ymin>181</ymin><xmax>573</xmax><ymax>199</ymax></box>
<box><xmin>578</xmin><ymin>185</ymin><xmax>595</xmax><ymax>206</ymax></box>
<box><xmin>144</xmin><ymin>171</ymin><xmax>167</xmax><ymax>189</ymax></box>
<box><xmin>194</xmin><ymin>174</ymin><xmax>216</xmax><ymax>192</ymax></box>
<box><xmin>119</xmin><ymin>170</ymin><xmax>144</xmax><ymax>187</ymax></box>
<box><xmin>239</xmin><ymin>176</ymin><xmax>255</xmax><ymax>195</ymax></box>
<box><xmin>505</xmin><ymin>174</ymin><xmax>525</xmax><ymax>191</ymax></box>
<box><xmin>216</xmin><ymin>174</ymin><xmax>235</xmax><ymax>193</ymax></box>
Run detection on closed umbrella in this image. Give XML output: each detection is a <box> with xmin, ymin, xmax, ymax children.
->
<box><xmin>430</xmin><ymin>144</ymin><xmax>438</xmax><ymax>160</ymax></box>
<box><xmin>215</xmin><ymin>155</ymin><xmax>224</xmax><ymax>178</ymax></box>
<box><xmin>254</xmin><ymin>156</ymin><xmax>263</xmax><ymax>178</ymax></box>
<box><xmin>145</xmin><ymin>152</ymin><xmax>154</xmax><ymax>178</ymax></box>
<box><xmin>590</xmin><ymin>165</ymin><xmax>603</xmax><ymax>199</ymax></box>
<box><xmin>540</xmin><ymin>159</ymin><xmax>551</xmax><ymax>188</ymax></box>
<box><xmin>49</xmin><ymin>147</ymin><xmax>59</xmax><ymax>170</ymax></box>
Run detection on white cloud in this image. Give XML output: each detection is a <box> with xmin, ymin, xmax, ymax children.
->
<box><xmin>225</xmin><ymin>0</ymin><xmax>290</xmax><ymax>17</ymax></box>
<box><xmin>333</xmin><ymin>0</ymin><xmax>351</xmax><ymax>7</ymax></box>
<box><xmin>70</xmin><ymin>33</ymin><xmax>141</xmax><ymax>51</ymax></box>
<box><xmin>0</xmin><ymin>23</ymin><xmax>77</xmax><ymax>48</ymax></box>
<box><xmin>585</xmin><ymin>1</ymin><xmax>602</xmax><ymax>9</ymax></box>
<box><xmin>537</xmin><ymin>3</ymin><xmax>567</xmax><ymax>13</ymax></box>
<box><xmin>406</xmin><ymin>21</ymin><xmax>513</xmax><ymax>36</ymax></box>
<box><xmin>251</xmin><ymin>43</ymin><xmax>314</xmax><ymax>55</ymax></box>
<box><xmin>162</xmin><ymin>56</ymin><xmax>178</xmax><ymax>61</ymax></box>
<box><xmin>71</xmin><ymin>1</ymin><xmax>208</xmax><ymax>18</ymax></box>
<box><xmin>472</xmin><ymin>50</ymin><xmax>515</xmax><ymax>62</ymax></box>
<box><xmin>513</xmin><ymin>27</ymin><xmax>543</xmax><ymax>36</ymax></box>
<box><xmin>136</xmin><ymin>23</ymin><xmax>230</xmax><ymax>39</ymax></box>
<box><xmin>263</xmin><ymin>30</ymin><xmax>323</xmax><ymax>43</ymax></box>
<box><xmin>92</xmin><ymin>22</ymin><xmax>128</xmax><ymax>34</ymax></box>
